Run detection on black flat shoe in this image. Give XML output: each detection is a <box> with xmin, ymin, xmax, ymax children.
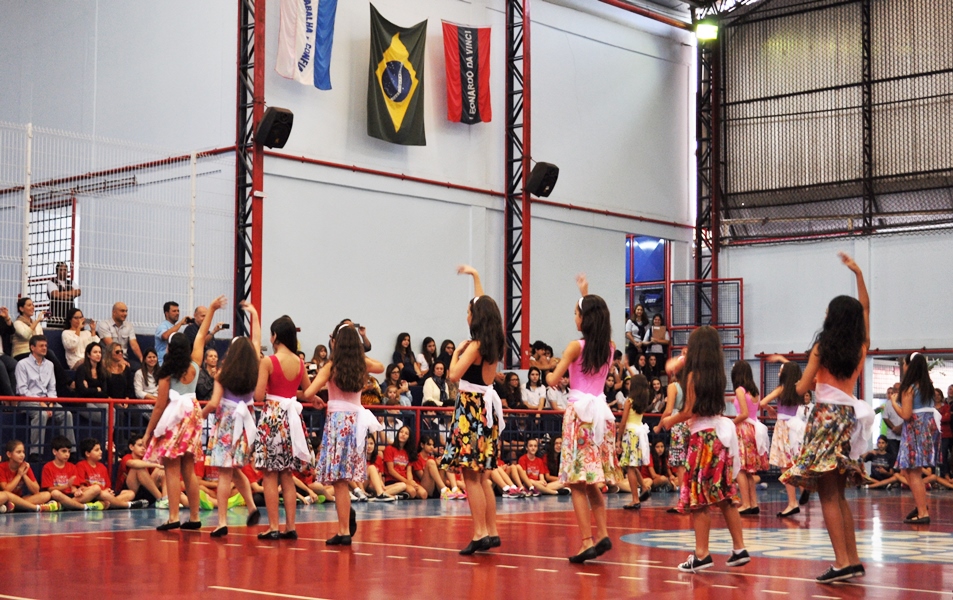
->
<box><xmin>666</xmin><ymin>507</ymin><xmax>680</xmax><ymax>514</ymax></box>
<box><xmin>459</xmin><ymin>537</ymin><xmax>491</xmax><ymax>555</ymax></box>
<box><xmin>594</xmin><ymin>537</ymin><xmax>612</xmax><ymax>556</ymax></box>
<box><xmin>246</xmin><ymin>509</ymin><xmax>261</xmax><ymax>527</ymax></box>
<box><xmin>280</xmin><ymin>530</ymin><xmax>298</xmax><ymax>540</ymax></box>
<box><xmin>210</xmin><ymin>526</ymin><xmax>228</xmax><ymax>538</ymax></box>
<box><xmin>904</xmin><ymin>514</ymin><xmax>931</xmax><ymax>525</ymax></box>
<box><xmin>326</xmin><ymin>534</ymin><xmax>351</xmax><ymax>546</ymax></box>
<box><xmin>623</xmin><ymin>503</ymin><xmax>641</xmax><ymax>510</ymax></box>
<box><xmin>181</xmin><ymin>520</ymin><xmax>202</xmax><ymax>530</ymax></box>
<box><xmin>904</xmin><ymin>507</ymin><xmax>918</xmax><ymax>521</ymax></box>
<box><xmin>798</xmin><ymin>490</ymin><xmax>811</xmax><ymax>505</ymax></box>
<box><xmin>157</xmin><ymin>520</ymin><xmax>181</xmax><ymax>531</ymax></box>
<box><xmin>569</xmin><ymin>546</ymin><xmax>599</xmax><ymax>564</ymax></box>
<box><xmin>739</xmin><ymin>507</ymin><xmax>760</xmax><ymax>516</ymax></box>
<box><xmin>349</xmin><ymin>507</ymin><xmax>357</xmax><ymax>536</ymax></box>
<box><xmin>258</xmin><ymin>530</ymin><xmax>281</xmax><ymax>540</ymax></box>
<box><xmin>487</xmin><ymin>536</ymin><xmax>501</xmax><ymax>548</ymax></box>
<box><xmin>777</xmin><ymin>507</ymin><xmax>800</xmax><ymax>518</ymax></box>
<box><xmin>638</xmin><ymin>490</ymin><xmax>651</xmax><ymax>502</ymax></box>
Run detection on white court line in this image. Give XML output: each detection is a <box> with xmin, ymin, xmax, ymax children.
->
<box><xmin>811</xmin><ymin>596</ymin><xmax>841</xmax><ymax>600</ymax></box>
<box><xmin>159</xmin><ymin>539</ymin><xmax>177</xmax><ymax>543</ymax></box>
<box><xmin>712</xmin><ymin>585</ymin><xmax>738</xmax><ymax>589</ymax></box>
<box><xmin>289</xmin><ymin>548</ymin><xmax>307</xmax><ymax>551</ymax></box>
<box><xmin>536</xmin><ymin>569</ymin><xmax>559</xmax><ymax>573</ymax></box>
<box><xmin>320</xmin><ymin>550</ymin><xmax>339</xmax><ymax>553</ymax></box>
<box><xmin>619</xmin><ymin>576</ymin><xmax>644</xmax><ymax>581</ymax></box>
<box><xmin>0</xmin><ymin>594</ymin><xmax>39</xmax><ymax>600</ymax></box>
<box><xmin>353</xmin><ymin>552</ymin><xmax>373</xmax><ymax>556</ymax></box>
<box><xmin>387</xmin><ymin>555</ymin><xmax>407</xmax><ymax>559</ymax></box>
<box><xmin>207</xmin><ymin>586</ymin><xmax>331</xmax><ymax>600</ymax></box>
<box><xmin>761</xmin><ymin>592</ymin><xmax>788</xmax><ymax>596</ymax></box>
<box><xmin>664</xmin><ymin>580</ymin><xmax>691</xmax><ymax>585</ymax></box>
<box><xmin>225</xmin><ymin>544</ymin><xmax>243</xmax><ymax>547</ymax></box>
<box><xmin>191</xmin><ymin>542</ymin><xmax>210</xmax><ymax>545</ymax></box>
<box><xmin>576</xmin><ymin>572</ymin><xmax>600</xmax><ymax>577</ymax></box>
<box><xmin>422</xmin><ymin>558</ymin><xmax>442</xmax><ymax>563</ymax></box>
<box><xmin>459</xmin><ymin>561</ymin><xmax>478</xmax><ymax>566</ymax></box>
<box><xmin>497</xmin><ymin>565</ymin><xmax>518</xmax><ymax>569</ymax></box>
<box><xmin>257</xmin><ymin>545</ymin><xmax>275</xmax><ymax>549</ymax></box>
<box><xmin>96</xmin><ymin>536</ymin><xmax>113</xmax><ymax>540</ymax></box>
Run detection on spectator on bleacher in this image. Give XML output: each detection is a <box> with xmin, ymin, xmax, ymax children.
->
<box><xmin>647</xmin><ymin>377</ymin><xmax>666</xmax><ymax>413</ymax></box>
<box><xmin>422</xmin><ymin>360</ymin><xmax>449</xmax><ymax>406</ymax></box>
<box><xmin>45</xmin><ymin>263</ymin><xmax>81</xmax><ymax>330</ymax></box>
<box><xmin>500</xmin><ymin>372</ymin><xmax>525</xmax><ymax>409</ymax></box>
<box><xmin>134</xmin><ymin>349</ymin><xmax>159</xmax><ymax>400</ymax></box>
<box><xmin>882</xmin><ymin>383</ymin><xmax>903</xmax><ymax>457</ymax></box>
<box><xmin>604</xmin><ymin>374</ymin><xmax>623</xmax><ymax>410</ymax></box>
<box><xmin>73</xmin><ymin>342</ymin><xmax>107</xmax><ymax>400</ymax></box>
<box><xmin>155</xmin><ymin>301</ymin><xmax>188</xmax><ymax>364</ymax></box>
<box><xmin>103</xmin><ymin>342</ymin><xmax>135</xmax><ymax>400</ymax></box>
<box><xmin>642</xmin><ymin>314</ymin><xmax>669</xmax><ymax>365</ymax></box>
<box><xmin>308</xmin><ymin>344</ymin><xmax>329</xmax><ymax>380</ymax></box>
<box><xmin>631</xmin><ymin>354</ymin><xmax>649</xmax><ymax>379</ymax></box>
<box><xmin>625</xmin><ymin>304</ymin><xmax>650</xmax><ymax>367</ymax></box>
<box><xmin>61</xmin><ymin>307</ymin><xmax>99</xmax><ymax>369</ymax></box>
<box><xmin>196</xmin><ymin>348</ymin><xmax>219</xmax><ymax>401</ymax></box>
<box><xmin>415</xmin><ymin>337</ymin><xmax>436</xmax><ymax>380</ymax></box>
<box><xmin>545</xmin><ymin>373</ymin><xmax>570</xmax><ymax>410</ymax></box>
<box><xmin>100</xmin><ymin>302</ymin><xmax>143</xmax><ymax>365</ymax></box>
<box><xmin>436</xmin><ymin>339</ymin><xmax>455</xmax><ymax>370</ymax></box>
<box><xmin>12</xmin><ymin>297</ymin><xmax>45</xmax><ymax>360</ymax></box>
<box><xmin>0</xmin><ymin>306</ymin><xmax>18</xmax><ymax>396</ymax></box>
<box><xmin>528</xmin><ymin>341</ymin><xmax>558</xmax><ymax>377</ymax></box>
<box><xmin>360</xmin><ymin>374</ymin><xmax>382</xmax><ymax>406</ymax></box>
<box><xmin>381</xmin><ymin>363</ymin><xmax>412</xmax><ymax>407</ymax></box>
<box><xmin>392</xmin><ymin>333</ymin><xmax>421</xmax><ymax>386</ymax></box>
<box><xmin>183</xmin><ymin>306</ymin><xmax>226</xmax><ymax>348</ymax></box>
<box><xmin>16</xmin><ymin>335</ymin><xmax>75</xmax><ymax>458</ymax></box>
<box><xmin>522</xmin><ymin>366</ymin><xmax>547</xmax><ymax>410</ymax></box>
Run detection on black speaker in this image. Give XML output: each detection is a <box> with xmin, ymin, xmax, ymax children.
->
<box><xmin>526</xmin><ymin>162</ymin><xmax>559</xmax><ymax>197</ymax></box>
<box><xmin>255</xmin><ymin>107</ymin><xmax>294</xmax><ymax>148</ymax></box>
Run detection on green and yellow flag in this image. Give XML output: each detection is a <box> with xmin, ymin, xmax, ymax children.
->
<box><xmin>367</xmin><ymin>4</ymin><xmax>427</xmax><ymax>146</ymax></box>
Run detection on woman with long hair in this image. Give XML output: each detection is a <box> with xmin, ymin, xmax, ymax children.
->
<box><xmin>143</xmin><ymin>295</ymin><xmax>226</xmax><ymax>531</ymax></box>
<box><xmin>730</xmin><ymin>360</ymin><xmax>769</xmax><ymax>515</ymax></box>
<box><xmin>760</xmin><ymin>361</ymin><xmax>806</xmax><ymax>517</ymax></box>
<box><xmin>61</xmin><ymin>307</ymin><xmax>99</xmax><ymax>369</ymax></box>
<box><xmin>545</xmin><ymin>274</ymin><xmax>618</xmax><ymax>563</ymax></box>
<box><xmin>440</xmin><ymin>265</ymin><xmax>506</xmax><ymax>555</ymax></box>
<box><xmin>134</xmin><ymin>349</ymin><xmax>160</xmax><ymax>400</ymax></box>
<box><xmin>392</xmin><ymin>333</ymin><xmax>421</xmax><ymax>385</ymax></box>
<box><xmin>416</xmin><ymin>337</ymin><xmax>437</xmax><ymax>379</ymax></box>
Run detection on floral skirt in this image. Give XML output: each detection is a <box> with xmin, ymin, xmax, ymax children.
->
<box><xmin>144</xmin><ymin>400</ymin><xmax>203</xmax><ymax>462</ymax></box>
<box><xmin>781</xmin><ymin>404</ymin><xmax>863</xmax><ymax>491</ymax></box>
<box><xmin>559</xmin><ymin>404</ymin><xmax>619</xmax><ymax>485</ymax></box>
<box><xmin>619</xmin><ymin>427</ymin><xmax>647</xmax><ymax>468</ymax></box>
<box><xmin>896</xmin><ymin>412</ymin><xmax>940</xmax><ymax>469</ymax></box>
<box><xmin>253</xmin><ymin>399</ymin><xmax>313</xmax><ymax>472</ymax></box>
<box><xmin>668</xmin><ymin>422</ymin><xmax>690</xmax><ymax>468</ymax></box>
<box><xmin>768</xmin><ymin>418</ymin><xmax>799</xmax><ymax>470</ymax></box>
<box><xmin>677</xmin><ymin>429</ymin><xmax>739</xmax><ymax>512</ymax></box>
<box><xmin>206</xmin><ymin>402</ymin><xmax>253</xmax><ymax>468</ymax></box>
<box><xmin>316</xmin><ymin>411</ymin><xmax>366</xmax><ymax>483</ymax></box>
<box><xmin>736</xmin><ymin>421</ymin><xmax>769</xmax><ymax>473</ymax></box>
<box><xmin>440</xmin><ymin>390</ymin><xmax>499</xmax><ymax>472</ymax></box>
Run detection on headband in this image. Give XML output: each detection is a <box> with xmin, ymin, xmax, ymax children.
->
<box><xmin>472</xmin><ymin>296</ymin><xmax>480</xmax><ymax>305</ymax></box>
<box><xmin>578</xmin><ymin>297</ymin><xmax>585</xmax><ymax>310</ymax></box>
<box><xmin>336</xmin><ymin>322</ymin><xmax>352</xmax><ymax>334</ymax></box>
<box><xmin>910</xmin><ymin>351</ymin><xmax>922</xmax><ymax>361</ymax></box>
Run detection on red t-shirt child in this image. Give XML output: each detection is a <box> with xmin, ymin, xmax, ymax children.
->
<box><xmin>518</xmin><ymin>454</ymin><xmax>549</xmax><ymax>480</ymax></box>
<box><xmin>410</xmin><ymin>454</ymin><xmax>431</xmax><ymax>472</ymax></box>
<box><xmin>0</xmin><ymin>461</ymin><xmax>38</xmax><ymax>497</ymax></box>
<box><xmin>42</xmin><ymin>461</ymin><xmax>77</xmax><ymax>492</ymax></box>
<box><xmin>241</xmin><ymin>463</ymin><xmax>262</xmax><ymax>485</ymax></box>
<box><xmin>75</xmin><ymin>460</ymin><xmax>111</xmax><ymax>490</ymax></box>
<box><xmin>382</xmin><ymin>446</ymin><xmax>410</xmax><ymax>482</ymax></box>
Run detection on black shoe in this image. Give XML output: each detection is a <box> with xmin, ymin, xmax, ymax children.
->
<box><xmin>210</xmin><ymin>526</ymin><xmax>228</xmax><ymax>538</ymax></box>
<box><xmin>487</xmin><ymin>536</ymin><xmax>501</xmax><ymax>548</ymax></box>
<box><xmin>777</xmin><ymin>507</ymin><xmax>800</xmax><ymax>518</ymax></box>
<box><xmin>726</xmin><ymin>549</ymin><xmax>750</xmax><ymax>567</ymax></box>
<box><xmin>904</xmin><ymin>514</ymin><xmax>931</xmax><ymax>525</ymax></box>
<box><xmin>568</xmin><ymin>546</ymin><xmax>599</xmax><ymax>564</ymax></box>
<box><xmin>638</xmin><ymin>490</ymin><xmax>651</xmax><ymax>502</ymax></box>
<box><xmin>904</xmin><ymin>507</ymin><xmax>918</xmax><ymax>521</ymax></box>
<box><xmin>394</xmin><ymin>492</ymin><xmax>411</xmax><ymax>500</ymax></box>
<box><xmin>246</xmin><ymin>509</ymin><xmax>261</xmax><ymax>527</ymax></box>
<box><xmin>850</xmin><ymin>564</ymin><xmax>866</xmax><ymax>578</ymax></box>
<box><xmin>677</xmin><ymin>553</ymin><xmax>713</xmax><ymax>572</ymax></box>
<box><xmin>557</xmin><ymin>488</ymin><xmax>570</xmax><ymax>496</ymax></box>
<box><xmin>798</xmin><ymin>489</ymin><xmax>811</xmax><ymax>505</ymax></box>
<box><xmin>623</xmin><ymin>503</ymin><xmax>641</xmax><ymax>510</ymax></box>
<box><xmin>459</xmin><ymin>537</ymin><xmax>491</xmax><ymax>555</ymax></box>
<box><xmin>739</xmin><ymin>507</ymin><xmax>760</xmax><ymax>516</ymax></box>
<box><xmin>326</xmin><ymin>534</ymin><xmax>351</xmax><ymax>546</ymax></box>
<box><xmin>257</xmin><ymin>530</ymin><xmax>280</xmax><ymax>540</ymax></box>
<box><xmin>349</xmin><ymin>506</ymin><xmax>357</xmax><ymax>536</ymax></box>
<box><xmin>157</xmin><ymin>520</ymin><xmax>181</xmax><ymax>531</ymax></box>
<box><xmin>181</xmin><ymin>520</ymin><xmax>202</xmax><ymax>530</ymax></box>
<box><xmin>816</xmin><ymin>565</ymin><xmax>854</xmax><ymax>583</ymax></box>
<box><xmin>129</xmin><ymin>499</ymin><xmax>150</xmax><ymax>509</ymax></box>
<box><xmin>280</xmin><ymin>530</ymin><xmax>298</xmax><ymax>540</ymax></box>
<box><xmin>666</xmin><ymin>507</ymin><xmax>680</xmax><ymax>514</ymax></box>
<box><xmin>594</xmin><ymin>537</ymin><xmax>612</xmax><ymax>556</ymax></box>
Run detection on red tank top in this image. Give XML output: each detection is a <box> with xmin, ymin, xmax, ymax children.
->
<box><xmin>267</xmin><ymin>354</ymin><xmax>304</xmax><ymax>397</ymax></box>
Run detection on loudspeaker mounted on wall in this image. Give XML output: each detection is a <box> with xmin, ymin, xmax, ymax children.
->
<box><xmin>255</xmin><ymin>107</ymin><xmax>294</xmax><ymax>148</ymax></box>
<box><xmin>526</xmin><ymin>162</ymin><xmax>559</xmax><ymax>197</ymax></box>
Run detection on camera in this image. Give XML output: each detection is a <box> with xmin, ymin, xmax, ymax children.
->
<box><xmin>221</xmin><ymin>324</ymin><xmax>230</xmax><ymax>330</ymax></box>
<box><xmin>185</xmin><ymin>317</ymin><xmax>195</xmax><ymax>324</ymax></box>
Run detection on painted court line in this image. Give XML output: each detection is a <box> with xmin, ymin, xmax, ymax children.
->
<box><xmin>664</xmin><ymin>580</ymin><xmax>691</xmax><ymax>585</ymax></box>
<box><xmin>225</xmin><ymin>544</ymin><xmax>243</xmax><ymax>547</ymax></box>
<box><xmin>712</xmin><ymin>585</ymin><xmax>738</xmax><ymax>589</ymax></box>
<box><xmin>497</xmin><ymin>565</ymin><xmax>518</xmax><ymax>569</ymax></box>
<box><xmin>353</xmin><ymin>552</ymin><xmax>373</xmax><ymax>556</ymax></box>
<box><xmin>619</xmin><ymin>576</ymin><xmax>644</xmax><ymax>581</ymax></box>
<box><xmin>536</xmin><ymin>569</ymin><xmax>559</xmax><ymax>573</ymax></box>
<box><xmin>159</xmin><ymin>539</ymin><xmax>177</xmax><ymax>543</ymax></box>
<box><xmin>459</xmin><ymin>561</ymin><xmax>478</xmax><ymax>566</ymax></box>
<box><xmin>208</xmin><ymin>586</ymin><xmax>331</xmax><ymax>600</ymax></box>
<box><xmin>387</xmin><ymin>555</ymin><xmax>407</xmax><ymax>559</ymax></box>
<box><xmin>811</xmin><ymin>596</ymin><xmax>841</xmax><ymax>600</ymax></box>
<box><xmin>761</xmin><ymin>592</ymin><xmax>788</xmax><ymax>596</ymax></box>
<box><xmin>421</xmin><ymin>558</ymin><xmax>442</xmax><ymax>563</ymax></box>
<box><xmin>289</xmin><ymin>548</ymin><xmax>307</xmax><ymax>551</ymax></box>
<box><xmin>0</xmin><ymin>594</ymin><xmax>39</xmax><ymax>600</ymax></box>
<box><xmin>576</xmin><ymin>572</ymin><xmax>600</xmax><ymax>577</ymax></box>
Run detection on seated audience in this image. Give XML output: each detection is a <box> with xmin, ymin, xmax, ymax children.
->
<box><xmin>522</xmin><ymin>366</ymin><xmax>547</xmax><ymax>409</ymax></box>
<box><xmin>383</xmin><ymin>426</ymin><xmax>426</xmax><ymax>498</ymax></box>
<box><xmin>196</xmin><ymin>347</ymin><xmax>219</xmax><ymax>401</ymax></box>
<box><xmin>416</xmin><ymin>337</ymin><xmax>436</xmax><ymax>379</ymax></box>
<box><xmin>46</xmin><ymin>262</ymin><xmax>81</xmax><ymax>330</ymax></box>
<box><xmin>392</xmin><ymin>333</ymin><xmax>421</xmax><ymax>386</ymax></box>
<box><xmin>1</xmin><ymin>439</ymin><xmax>57</xmax><ymax>511</ymax></box>
<box><xmin>99</xmin><ymin>302</ymin><xmax>143</xmax><ymax>365</ymax></box>
<box><xmin>422</xmin><ymin>361</ymin><xmax>449</xmax><ymax>406</ymax></box>
<box><xmin>134</xmin><ymin>349</ymin><xmax>160</xmax><ymax>400</ymax></box>
<box><xmin>61</xmin><ymin>307</ymin><xmax>99</xmax><ymax>369</ymax></box>
<box><xmin>16</xmin><ymin>335</ymin><xmax>75</xmax><ymax>457</ymax></box>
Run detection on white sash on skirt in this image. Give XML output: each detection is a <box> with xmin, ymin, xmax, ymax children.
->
<box><xmin>778</xmin><ymin>412</ymin><xmax>807</xmax><ymax>452</ymax></box>
<box><xmin>154</xmin><ymin>390</ymin><xmax>195</xmax><ymax>438</ymax></box>
<box><xmin>457</xmin><ymin>380</ymin><xmax>505</xmax><ymax>433</ymax></box>
<box><xmin>913</xmin><ymin>406</ymin><xmax>942</xmax><ymax>430</ymax></box>
<box><xmin>225</xmin><ymin>398</ymin><xmax>257</xmax><ymax>448</ymax></box>
<box><xmin>691</xmin><ymin>415</ymin><xmax>741</xmax><ymax>480</ymax></box>
<box><xmin>633</xmin><ymin>422</ymin><xmax>651</xmax><ymax>461</ymax></box>
<box><xmin>328</xmin><ymin>399</ymin><xmax>384</xmax><ymax>444</ymax></box>
<box><xmin>568</xmin><ymin>390</ymin><xmax>615</xmax><ymax>445</ymax></box>
<box><xmin>815</xmin><ymin>383</ymin><xmax>874</xmax><ymax>460</ymax></box>
<box><xmin>747</xmin><ymin>417</ymin><xmax>770</xmax><ymax>455</ymax></box>
<box><xmin>267</xmin><ymin>394</ymin><xmax>312</xmax><ymax>463</ymax></box>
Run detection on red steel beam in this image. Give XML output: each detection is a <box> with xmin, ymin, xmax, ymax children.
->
<box><xmin>520</xmin><ymin>0</ymin><xmax>532</xmax><ymax>369</ymax></box>
<box><xmin>250</xmin><ymin>0</ymin><xmax>266</xmax><ymax>313</ymax></box>
<box><xmin>597</xmin><ymin>0</ymin><xmax>692</xmax><ymax>30</ymax></box>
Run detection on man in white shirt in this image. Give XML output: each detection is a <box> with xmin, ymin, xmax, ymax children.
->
<box><xmin>46</xmin><ymin>262</ymin><xmax>81</xmax><ymax>329</ymax></box>
<box><xmin>16</xmin><ymin>335</ymin><xmax>75</xmax><ymax>456</ymax></box>
<box><xmin>546</xmin><ymin>374</ymin><xmax>570</xmax><ymax>411</ymax></box>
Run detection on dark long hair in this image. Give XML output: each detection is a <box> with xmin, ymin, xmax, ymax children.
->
<box><xmin>525</xmin><ymin>366</ymin><xmax>542</xmax><ymax>389</ymax></box>
<box><xmin>392</xmin><ymin>426</ymin><xmax>418</xmax><ymax>463</ymax></box>
<box><xmin>271</xmin><ymin>315</ymin><xmax>298</xmax><ymax>352</ymax></box>
<box><xmin>814</xmin><ymin>295</ymin><xmax>866</xmax><ymax>380</ymax></box>
<box><xmin>139</xmin><ymin>349</ymin><xmax>157</xmax><ymax>389</ymax></box>
<box><xmin>331</xmin><ymin>325</ymin><xmax>366</xmax><ymax>393</ymax></box>
<box><xmin>218</xmin><ymin>337</ymin><xmax>259</xmax><ymax>395</ymax></box>
<box><xmin>394</xmin><ymin>332</ymin><xmax>413</xmax><ymax>360</ymax></box>
<box><xmin>777</xmin><ymin>362</ymin><xmax>803</xmax><ymax>407</ymax></box>
<box><xmin>157</xmin><ymin>333</ymin><xmax>193</xmax><ymax>380</ymax></box>
<box><xmin>628</xmin><ymin>374</ymin><xmax>650</xmax><ymax>414</ymax></box>
<box><xmin>546</xmin><ymin>437</ymin><xmax>561</xmax><ymax>476</ymax></box>
<box><xmin>469</xmin><ymin>296</ymin><xmax>505</xmax><ymax>364</ymax></box>
<box><xmin>579</xmin><ymin>295</ymin><xmax>612</xmax><ymax>375</ymax></box>
<box><xmin>437</xmin><ymin>339</ymin><xmax>454</xmax><ymax>368</ymax></box>
<box><xmin>652</xmin><ymin>442</ymin><xmax>670</xmax><ymax>476</ymax></box>
<box><xmin>900</xmin><ymin>353</ymin><xmax>934</xmax><ymax>408</ymax></box>
<box><xmin>684</xmin><ymin>326</ymin><xmax>726</xmax><ymax>417</ymax></box>
<box><xmin>730</xmin><ymin>360</ymin><xmax>759</xmax><ymax>397</ymax></box>
<box><xmin>419</xmin><ymin>337</ymin><xmax>436</xmax><ymax>370</ymax></box>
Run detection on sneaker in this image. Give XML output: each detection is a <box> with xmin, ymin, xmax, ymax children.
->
<box><xmin>726</xmin><ymin>549</ymin><xmax>750</xmax><ymax>567</ymax></box>
<box><xmin>451</xmin><ymin>489</ymin><xmax>468</xmax><ymax>500</ymax></box>
<box><xmin>199</xmin><ymin>490</ymin><xmax>215</xmax><ymax>511</ymax></box>
<box><xmin>518</xmin><ymin>487</ymin><xmax>529</xmax><ymax>498</ymax></box>
<box><xmin>349</xmin><ymin>491</ymin><xmax>360</xmax><ymax>502</ymax></box>
<box><xmin>440</xmin><ymin>487</ymin><xmax>452</xmax><ymax>500</ymax></box>
<box><xmin>355</xmin><ymin>488</ymin><xmax>369</xmax><ymax>502</ymax></box>
<box><xmin>557</xmin><ymin>487</ymin><xmax>570</xmax><ymax>496</ymax></box>
<box><xmin>39</xmin><ymin>501</ymin><xmax>60</xmax><ymax>512</ymax></box>
<box><xmin>505</xmin><ymin>488</ymin><xmax>521</xmax><ymax>498</ymax></box>
<box><xmin>316</xmin><ymin>495</ymin><xmax>327</xmax><ymax>504</ymax></box>
<box><xmin>129</xmin><ymin>499</ymin><xmax>150</xmax><ymax>509</ymax></box>
<box><xmin>0</xmin><ymin>502</ymin><xmax>8</xmax><ymax>514</ymax></box>
<box><xmin>850</xmin><ymin>564</ymin><xmax>866</xmax><ymax>578</ymax></box>
<box><xmin>369</xmin><ymin>494</ymin><xmax>395</xmax><ymax>503</ymax></box>
<box><xmin>155</xmin><ymin>498</ymin><xmax>170</xmax><ymax>509</ymax></box>
<box><xmin>227</xmin><ymin>493</ymin><xmax>245</xmax><ymax>509</ymax></box>
<box><xmin>303</xmin><ymin>496</ymin><xmax>314</xmax><ymax>505</ymax></box>
<box><xmin>677</xmin><ymin>553</ymin><xmax>713</xmax><ymax>573</ymax></box>
<box><xmin>816</xmin><ymin>565</ymin><xmax>855</xmax><ymax>583</ymax></box>
<box><xmin>530</xmin><ymin>486</ymin><xmax>541</xmax><ymax>497</ymax></box>
<box><xmin>394</xmin><ymin>492</ymin><xmax>411</xmax><ymax>500</ymax></box>
<box><xmin>758</xmin><ymin>482</ymin><xmax>768</xmax><ymax>489</ymax></box>
<box><xmin>85</xmin><ymin>501</ymin><xmax>105</xmax><ymax>511</ymax></box>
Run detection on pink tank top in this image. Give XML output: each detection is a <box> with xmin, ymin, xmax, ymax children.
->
<box><xmin>327</xmin><ymin>379</ymin><xmax>361</xmax><ymax>410</ymax></box>
<box><xmin>734</xmin><ymin>391</ymin><xmax>760</xmax><ymax>422</ymax></box>
<box><xmin>567</xmin><ymin>340</ymin><xmax>612</xmax><ymax>396</ymax></box>
<box><xmin>267</xmin><ymin>354</ymin><xmax>303</xmax><ymax>397</ymax></box>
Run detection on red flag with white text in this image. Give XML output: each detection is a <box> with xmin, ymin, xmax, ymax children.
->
<box><xmin>442</xmin><ymin>21</ymin><xmax>491</xmax><ymax>124</ymax></box>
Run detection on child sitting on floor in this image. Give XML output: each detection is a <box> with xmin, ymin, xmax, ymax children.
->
<box><xmin>2</xmin><ymin>439</ymin><xmax>58</xmax><ymax>512</ymax></box>
<box><xmin>74</xmin><ymin>438</ymin><xmax>148</xmax><ymax>509</ymax></box>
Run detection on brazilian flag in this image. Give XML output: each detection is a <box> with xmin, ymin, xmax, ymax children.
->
<box><xmin>367</xmin><ymin>4</ymin><xmax>427</xmax><ymax>146</ymax></box>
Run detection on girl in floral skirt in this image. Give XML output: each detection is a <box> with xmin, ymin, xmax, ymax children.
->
<box><xmin>306</xmin><ymin>322</ymin><xmax>384</xmax><ymax>546</ymax></box>
<box><xmin>653</xmin><ymin>368</ymin><xmax>688</xmax><ymax>512</ymax></box>
<box><xmin>252</xmin><ymin>315</ymin><xmax>314</xmax><ymax>540</ymax></box>
<box><xmin>144</xmin><ymin>294</ymin><xmax>226</xmax><ymax>531</ymax></box>
<box><xmin>201</xmin><ymin>301</ymin><xmax>262</xmax><ymax>537</ymax></box>
<box><xmin>440</xmin><ymin>265</ymin><xmax>506</xmax><ymax>555</ymax></box>
<box><xmin>661</xmin><ymin>326</ymin><xmax>749</xmax><ymax>573</ymax></box>
<box><xmin>779</xmin><ymin>252</ymin><xmax>873</xmax><ymax>583</ymax></box>
<box><xmin>545</xmin><ymin>274</ymin><xmax>618</xmax><ymax>564</ymax></box>
<box><xmin>618</xmin><ymin>374</ymin><xmax>651</xmax><ymax>509</ymax></box>
<box><xmin>890</xmin><ymin>352</ymin><xmax>940</xmax><ymax>525</ymax></box>
<box><xmin>731</xmin><ymin>360</ymin><xmax>769</xmax><ymax>515</ymax></box>
<box><xmin>759</xmin><ymin>361</ymin><xmax>806</xmax><ymax>517</ymax></box>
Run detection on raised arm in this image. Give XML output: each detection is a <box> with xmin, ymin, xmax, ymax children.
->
<box><xmin>192</xmin><ymin>295</ymin><xmax>227</xmax><ymax>364</ymax></box>
<box><xmin>457</xmin><ymin>264</ymin><xmax>484</xmax><ymax>297</ymax></box>
<box><xmin>241</xmin><ymin>301</ymin><xmax>261</xmax><ymax>356</ymax></box>
<box><xmin>839</xmin><ymin>252</ymin><xmax>870</xmax><ymax>347</ymax></box>
<box><xmin>576</xmin><ymin>273</ymin><xmax>589</xmax><ymax>297</ymax></box>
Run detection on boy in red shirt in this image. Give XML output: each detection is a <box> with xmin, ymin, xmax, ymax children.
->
<box><xmin>512</xmin><ymin>438</ymin><xmax>559</xmax><ymax>495</ymax></box>
<box><xmin>42</xmin><ymin>436</ymin><xmax>102</xmax><ymax>510</ymax></box>
<box><xmin>74</xmin><ymin>438</ymin><xmax>148</xmax><ymax>509</ymax></box>
<box><xmin>115</xmin><ymin>433</ymin><xmax>164</xmax><ymax>505</ymax></box>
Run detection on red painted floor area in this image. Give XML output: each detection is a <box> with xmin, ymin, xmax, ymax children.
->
<box><xmin>1</xmin><ymin>492</ymin><xmax>951</xmax><ymax>599</ymax></box>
